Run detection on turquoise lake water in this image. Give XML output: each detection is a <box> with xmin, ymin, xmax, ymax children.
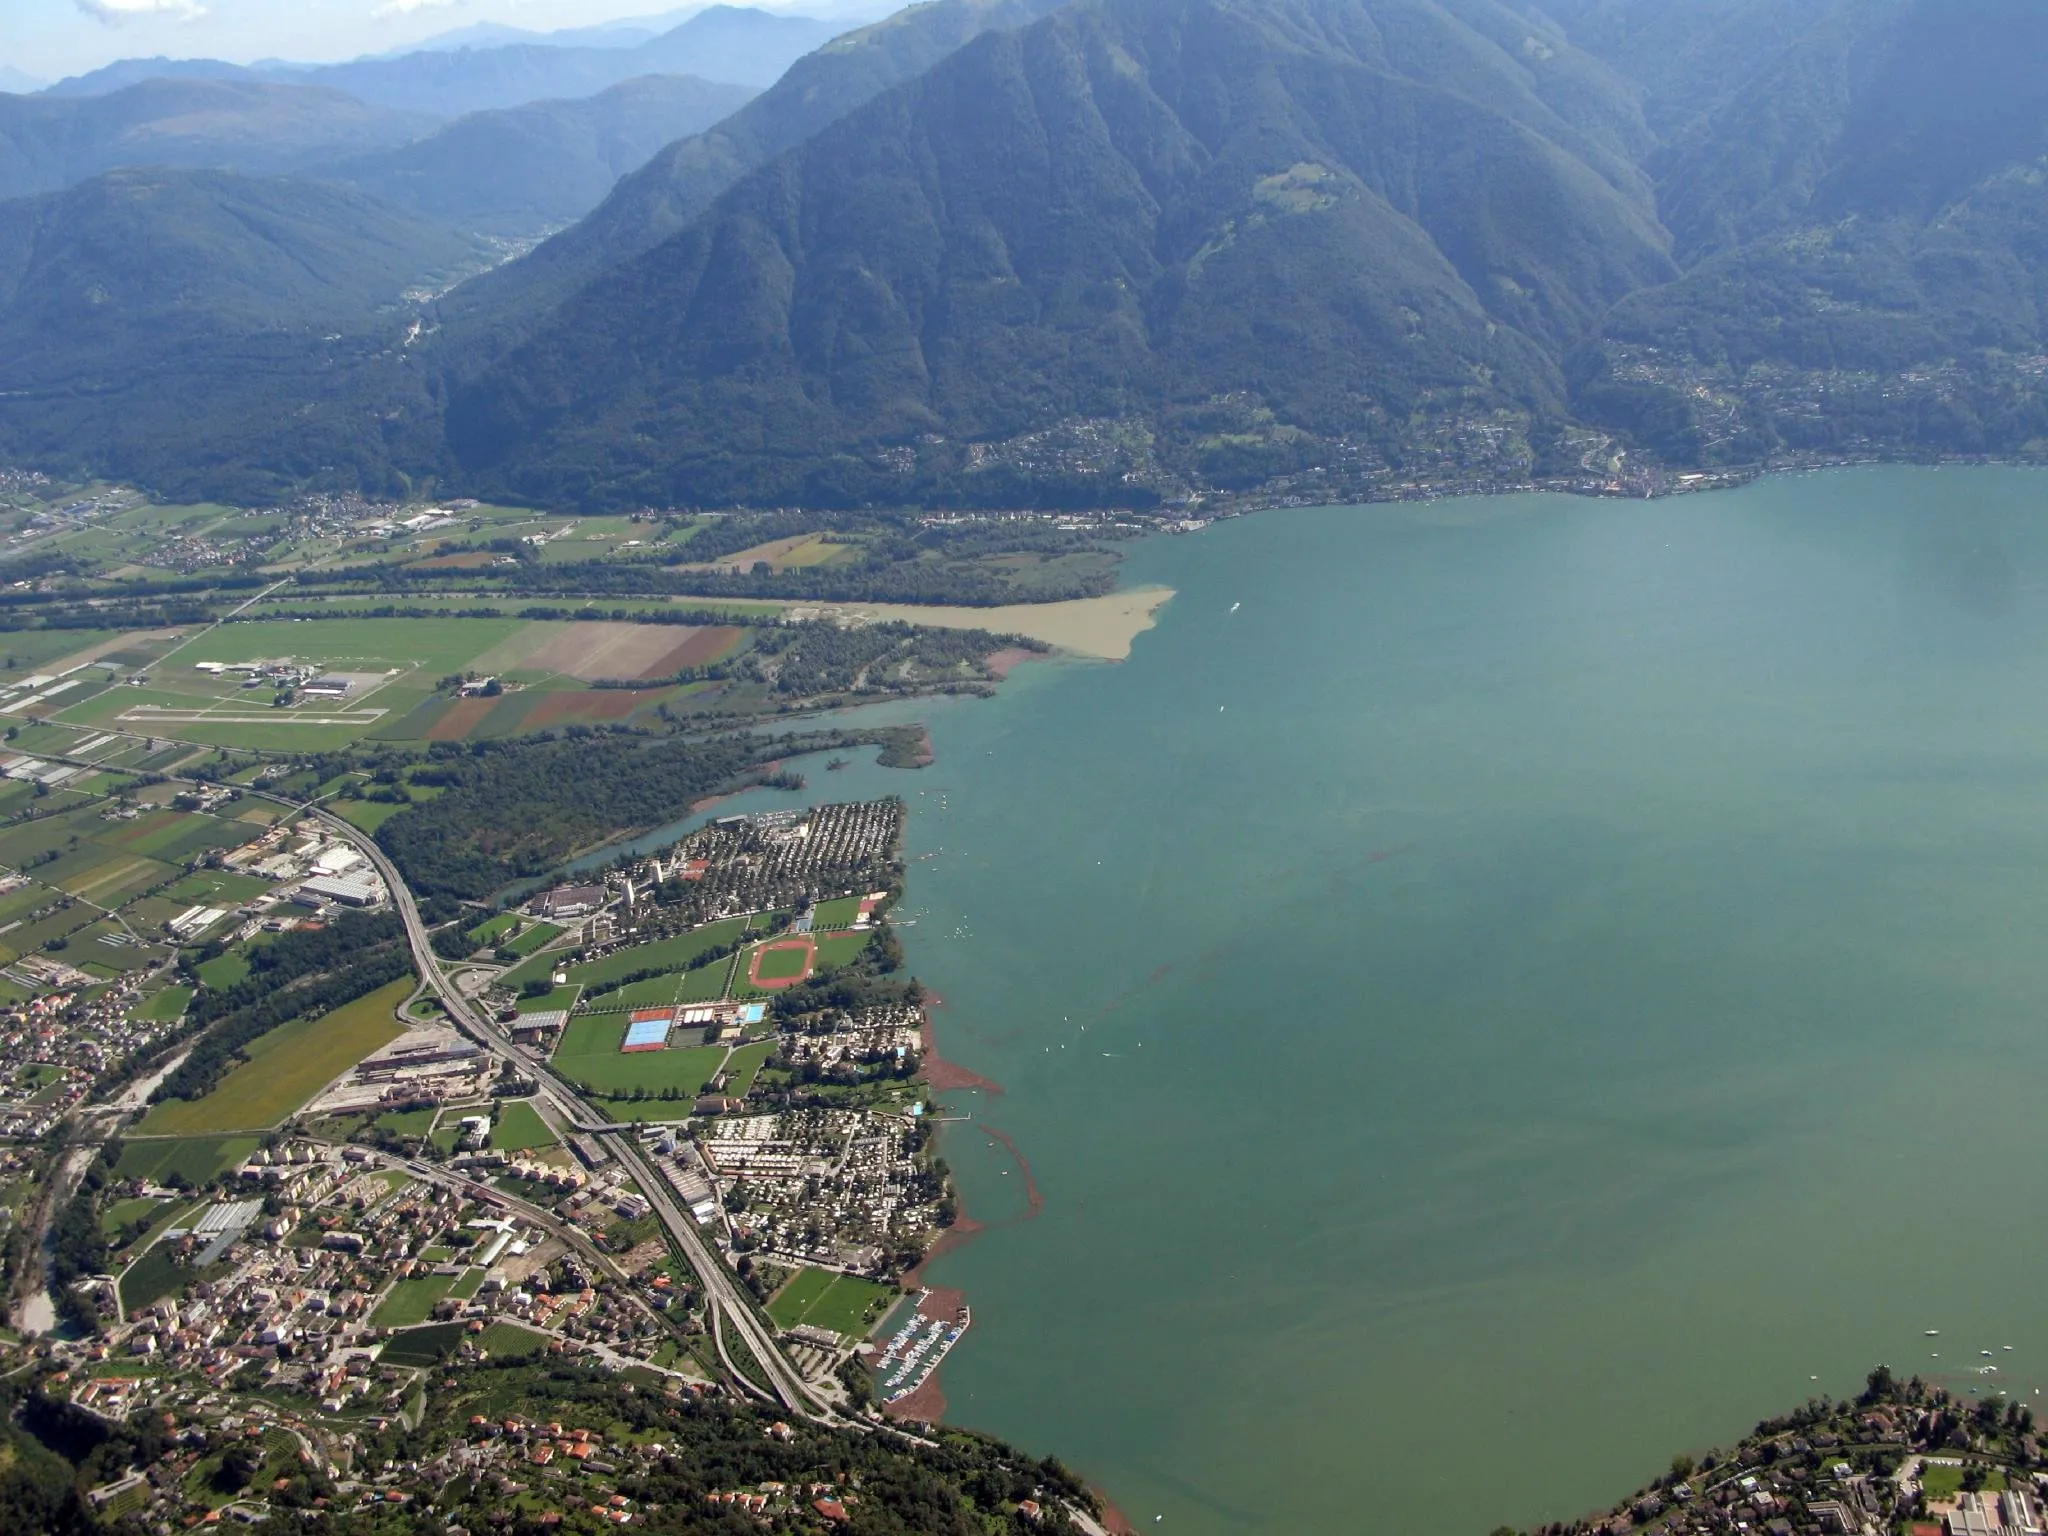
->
<box><xmin>767</xmin><ymin>467</ymin><xmax>2048</xmax><ymax>1532</ymax></box>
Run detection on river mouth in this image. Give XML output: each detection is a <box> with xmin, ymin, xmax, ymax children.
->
<box><xmin>880</xmin><ymin>466</ymin><xmax>2048</xmax><ymax>1533</ymax></box>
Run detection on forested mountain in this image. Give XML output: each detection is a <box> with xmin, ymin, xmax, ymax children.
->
<box><xmin>11</xmin><ymin>0</ymin><xmax>2048</xmax><ymax>505</ymax></box>
<box><xmin>1554</xmin><ymin>0</ymin><xmax>2048</xmax><ymax>466</ymax></box>
<box><xmin>444</xmin><ymin>0</ymin><xmax>1676</xmax><ymax>506</ymax></box>
<box><xmin>431</xmin><ymin>0</ymin><xmax>1070</xmax><ymax>360</ymax></box>
<box><xmin>44</xmin><ymin>8</ymin><xmax>846</xmax><ymax>115</ymax></box>
<box><xmin>0</xmin><ymin>79</ymin><xmax>433</xmax><ymax>201</ymax></box>
<box><xmin>312</xmin><ymin>74</ymin><xmax>758</xmax><ymax>237</ymax></box>
<box><xmin>0</xmin><ymin>169</ymin><xmax>478</xmax><ymax>500</ymax></box>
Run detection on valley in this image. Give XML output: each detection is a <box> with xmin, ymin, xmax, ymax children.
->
<box><xmin>5</xmin><ymin>2</ymin><xmax>2048</xmax><ymax>1533</ymax></box>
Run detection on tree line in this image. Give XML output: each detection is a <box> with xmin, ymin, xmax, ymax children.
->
<box><xmin>155</xmin><ymin>911</ymin><xmax>413</xmax><ymax>1105</ymax></box>
<box><xmin>375</xmin><ymin>726</ymin><xmax>906</xmax><ymax>900</ymax></box>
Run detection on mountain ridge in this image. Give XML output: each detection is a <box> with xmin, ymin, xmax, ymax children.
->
<box><xmin>0</xmin><ymin>167</ymin><xmax>476</xmax><ymax>500</ymax></box>
<box><xmin>444</xmin><ymin>0</ymin><xmax>1677</xmax><ymax>506</ymax></box>
<box><xmin>312</xmin><ymin>74</ymin><xmax>758</xmax><ymax>238</ymax></box>
<box><xmin>42</xmin><ymin>7</ymin><xmax>844</xmax><ymax>115</ymax></box>
<box><xmin>10</xmin><ymin>0</ymin><xmax>2048</xmax><ymax>506</ymax></box>
<box><xmin>0</xmin><ymin>79</ymin><xmax>435</xmax><ymax>202</ymax></box>
<box><xmin>428</xmin><ymin>0</ymin><xmax>1072</xmax><ymax>365</ymax></box>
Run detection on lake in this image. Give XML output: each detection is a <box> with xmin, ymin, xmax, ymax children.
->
<box><xmin>856</xmin><ymin>466</ymin><xmax>2048</xmax><ymax>1532</ymax></box>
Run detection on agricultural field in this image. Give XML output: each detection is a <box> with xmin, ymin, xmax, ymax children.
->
<box><xmin>132</xmin><ymin>978</ymin><xmax>411</xmax><ymax>1134</ymax></box>
<box><xmin>766</xmin><ymin>1267</ymin><xmax>896</xmax><ymax>1339</ymax></box>
<box><xmin>0</xmin><ymin>790</ymin><xmax>275</xmax><ymax>982</ymax></box>
<box><xmin>380</xmin><ymin>1319</ymin><xmax>548</xmax><ymax>1368</ymax></box>
<box><xmin>0</xmin><ymin>629</ymin><xmax>129</xmax><ymax>689</ymax></box>
<box><xmin>329</xmin><ymin>797</ymin><xmax>410</xmax><ymax>833</ymax></box>
<box><xmin>680</xmin><ymin>532</ymin><xmax>861</xmax><ymax>573</ymax></box>
<box><xmin>99</xmin><ymin>1195</ymin><xmax>165</xmax><ymax>1236</ymax></box>
<box><xmin>377</xmin><ymin>685</ymin><xmax>680</xmax><ymax>743</ymax></box>
<box><xmin>119</xmin><ymin>1242</ymin><xmax>198</xmax><ymax>1312</ymax></box>
<box><xmin>466</xmin><ymin>619</ymin><xmax>746</xmax><ymax>683</ymax></box>
<box><xmin>362</xmin><ymin>616</ymin><xmax>750</xmax><ymax>744</ymax></box>
<box><xmin>195</xmin><ymin>951</ymin><xmax>252</xmax><ymax>989</ymax></box>
<box><xmin>113</xmin><ymin>1136</ymin><xmax>260</xmax><ymax>1186</ymax></box>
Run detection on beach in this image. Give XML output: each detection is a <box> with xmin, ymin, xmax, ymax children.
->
<box><xmin>795</xmin><ymin>587</ymin><xmax>1175</xmax><ymax>660</ymax></box>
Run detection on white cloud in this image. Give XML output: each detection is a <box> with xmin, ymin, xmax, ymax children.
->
<box><xmin>72</xmin><ymin>0</ymin><xmax>208</xmax><ymax>21</ymax></box>
<box><xmin>370</xmin><ymin>0</ymin><xmax>465</xmax><ymax>18</ymax></box>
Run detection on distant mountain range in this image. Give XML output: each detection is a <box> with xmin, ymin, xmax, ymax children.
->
<box><xmin>313</xmin><ymin>75</ymin><xmax>757</xmax><ymax>238</ymax></box>
<box><xmin>43</xmin><ymin>6</ymin><xmax>844</xmax><ymax>112</ymax></box>
<box><xmin>0</xmin><ymin>68</ymin><xmax>44</xmax><ymax>95</ymax></box>
<box><xmin>0</xmin><ymin>73</ymin><xmax>754</xmax><ymax>239</ymax></box>
<box><xmin>6</xmin><ymin>0</ymin><xmax>2048</xmax><ymax>509</ymax></box>
<box><xmin>391</xmin><ymin>13</ymin><xmax>696</xmax><ymax>54</ymax></box>
<box><xmin>0</xmin><ymin>80</ymin><xmax>436</xmax><ymax>201</ymax></box>
<box><xmin>399</xmin><ymin>0</ymin><xmax>897</xmax><ymax>54</ymax></box>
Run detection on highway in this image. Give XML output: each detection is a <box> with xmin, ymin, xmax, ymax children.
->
<box><xmin>33</xmin><ymin>731</ymin><xmax>851</xmax><ymax>1424</ymax></box>
<box><xmin>303</xmin><ymin>805</ymin><xmax>850</xmax><ymax>1425</ymax></box>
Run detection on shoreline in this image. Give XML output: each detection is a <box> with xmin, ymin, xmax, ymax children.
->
<box><xmin>905</xmin><ymin>1001</ymin><xmax>1127</xmax><ymax>1514</ymax></box>
<box><xmin>1198</xmin><ymin>446</ymin><xmax>2048</xmax><ymax>519</ymax></box>
<box><xmin>983</xmin><ymin>646</ymin><xmax>1040</xmax><ymax>680</ymax></box>
<box><xmin>802</xmin><ymin>588</ymin><xmax>1173</xmax><ymax>660</ymax></box>
<box><xmin>919</xmin><ymin>1005</ymin><xmax>1004</xmax><ymax>1095</ymax></box>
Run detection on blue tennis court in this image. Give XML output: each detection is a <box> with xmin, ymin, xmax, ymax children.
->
<box><xmin>621</xmin><ymin>1017</ymin><xmax>670</xmax><ymax>1051</ymax></box>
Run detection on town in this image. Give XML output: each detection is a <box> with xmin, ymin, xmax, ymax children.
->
<box><xmin>1539</xmin><ymin>1368</ymin><xmax>2048</xmax><ymax>1536</ymax></box>
<box><xmin>0</xmin><ymin>722</ymin><xmax>1050</xmax><ymax>1531</ymax></box>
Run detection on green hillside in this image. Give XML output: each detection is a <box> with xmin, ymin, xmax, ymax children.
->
<box><xmin>0</xmin><ymin>167</ymin><xmax>483</xmax><ymax>499</ymax></box>
<box><xmin>432</xmin><ymin>0</ymin><xmax>1070</xmax><ymax>359</ymax></box>
<box><xmin>446</xmin><ymin>0</ymin><xmax>1676</xmax><ymax>508</ymax></box>
<box><xmin>13</xmin><ymin>0</ymin><xmax>2048</xmax><ymax>506</ymax></box>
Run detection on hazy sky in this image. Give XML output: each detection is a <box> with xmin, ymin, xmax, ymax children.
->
<box><xmin>5</xmin><ymin>0</ymin><xmax>812</xmax><ymax>81</ymax></box>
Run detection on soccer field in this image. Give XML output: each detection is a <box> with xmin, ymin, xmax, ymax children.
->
<box><xmin>767</xmin><ymin>1267</ymin><xmax>897</xmax><ymax>1339</ymax></box>
<box><xmin>551</xmin><ymin>1018</ymin><xmax>729</xmax><ymax>1099</ymax></box>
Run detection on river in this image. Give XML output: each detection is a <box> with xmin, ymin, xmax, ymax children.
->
<box><xmin>857</xmin><ymin>466</ymin><xmax>2048</xmax><ymax>1532</ymax></box>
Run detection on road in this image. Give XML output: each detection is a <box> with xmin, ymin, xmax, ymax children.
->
<box><xmin>607</xmin><ymin>1131</ymin><xmax>844</xmax><ymax>1423</ymax></box>
<box><xmin>304</xmin><ymin>806</ymin><xmax>850</xmax><ymax>1424</ymax></box>
<box><xmin>32</xmin><ymin>736</ymin><xmax>847</xmax><ymax>1422</ymax></box>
